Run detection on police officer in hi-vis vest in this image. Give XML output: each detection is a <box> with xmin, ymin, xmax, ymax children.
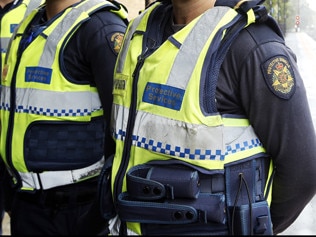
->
<box><xmin>0</xmin><ymin>0</ymin><xmax>43</xmax><ymax>234</ymax></box>
<box><xmin>0</xmin><ymin>0</ymin><xmax>128</xmax><ymax>235</ymax></box>
<box><xmin>105</xmin><ymin>0</ymin><xmax>316</xmax><ymax>235</ymax></box>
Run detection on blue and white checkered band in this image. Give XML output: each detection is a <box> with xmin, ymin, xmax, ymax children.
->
<box><xmin>0</xmin><ymin>86</ymin><xmax>102</xmax><ymax>118</ymax></box>
<box><xmin>115</xmin><ymin>129</ymin><xmax>262</xmax><ymax>161</ymax></box>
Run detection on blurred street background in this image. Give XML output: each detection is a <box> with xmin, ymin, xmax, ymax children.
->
<box><xmin>2</xmin><ymin>0</ymin><xmax>316</xmax><ymax>235</ymax></box>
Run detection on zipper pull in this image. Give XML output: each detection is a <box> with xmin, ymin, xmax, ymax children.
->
<box><xmin>132</xmin><ymin>47</ymin><xmax>149</xmax><ymax>79</ymax></box>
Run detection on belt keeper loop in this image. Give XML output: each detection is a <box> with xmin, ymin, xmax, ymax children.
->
<box><xmin>31</xmin><ymin>172</ymin><xmax>41</xmax><ymax>190</ymax></box>
<box><xmin>165</xmin><ymin>185</ymin><xmax>175</xmax><ymax>200</ymax></box>
<box><xmin>198</xmin><ymin>210</ymin><xmax>208</xmax><ymax>224</ymax></box>
<box><xmin>36</xmin><ymin>173</ymin><xmax>43</xmax><ymax>190</ymax></box>
<box><xmin>70</xmin><ymin>170</ymin><xmax>76</xmax><ymax>183</ymax></box>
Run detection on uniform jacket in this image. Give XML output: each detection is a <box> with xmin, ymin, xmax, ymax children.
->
<box><xmin>109</xmin><ymin>1</ymin><xmax>279</xmax><ymax>235</ymax></box>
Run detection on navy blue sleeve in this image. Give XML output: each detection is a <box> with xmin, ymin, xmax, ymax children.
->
<box><xmin>217</xmin><ymin>23</ymin><xmax>316</xmax><ymax>234</ymax></box>
<box><xmin>63</xmin><ymin>10</ymin><xmax>127</xmax><ymax>157</ymax></box>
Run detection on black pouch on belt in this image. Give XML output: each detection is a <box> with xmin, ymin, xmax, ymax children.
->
<box><xmin>229</xmin><ymin>200</ymin><xmax>273</xmax><ymax>235</ymax></box>
<box><xmin>225</xmin><ymin>155</ymin><xmax>273</xmax><ymax>235</ymax></box>
<box><xmin>119</xmin><ymin>162</ymin><xmax>227</xmax><ymax>229</ymax></box>
<box><xmin>126</xmin><ymin>164</ymin><xmax>200</xmax><ymax>200</ymax></box>
<box><xmin>146</xmin><ymin>166</ymin><xmax>200</xmax><ymax>199</ymax></box>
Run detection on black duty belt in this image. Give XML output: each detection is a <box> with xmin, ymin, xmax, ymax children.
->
<box><xmin>117</xmin><ymin>164</ymin><xmax>226</xmax><ymax>225</ymax></box>
<box><xmin>16</xmin><ymin>177</ymin><xmax>98</xmax><ymax>207</ymax></box>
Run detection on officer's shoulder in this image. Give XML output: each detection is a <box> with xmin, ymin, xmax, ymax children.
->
<box><xmin>239</xmin><ymin>17</ymin><xmax>284</xmax><ymax>47</ymax></box>
<box><xmin>77</xmin><ymin>10</ymin><xmax>126</xmax><ymax>40</ymax></box>
<box><xmin>89</xmin><ymin>10</ymin><xmax>127</xmax><ymax>27</ymax></box>
<box><xmin>229</xmin><ymin>18</ymin><xmax>285</xmax><ymax>58</ymax></box>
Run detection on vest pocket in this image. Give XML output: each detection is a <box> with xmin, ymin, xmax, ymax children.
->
<box><xmin>126</xmin><ymin>164</ymin><xmax>200</xmax><ymax>200</ymax></box>
<box><xmin>24</xmin><ymin>119</ymin><xmax>105</xmax><ymax>171</ymax></box>
<box><xmin>228</xmin><ymin>200</ymin><xmax>273</xmax><ymax>235</ymax></box>
<box><xmin>224</xmin><ymin>155</ymin><xmax>273</xmax><ymax>235</ymax></box>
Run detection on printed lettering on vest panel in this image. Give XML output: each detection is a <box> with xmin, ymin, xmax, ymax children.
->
<box><xmin>143</xmin><ymin>82</ymin><xmax>184</xmax><ymax>110</ymax></box>
<box><xmin>25</xmin><ymin>67</ymin><xmax>52</xmax><ymax>84</ymax></box>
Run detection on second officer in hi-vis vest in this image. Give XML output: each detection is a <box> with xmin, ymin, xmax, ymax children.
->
<box><xmin>0</xmin><ymin>0</ymin><xmax>43</xmax><ymax>234</ymax></box>
<box><xmin>106</xmin><ymin>0</ymin><xmax>316</xmax><ymax>235</ymax></box>
<box><xmin>0</xmin><ymin>0</ymin><xmax>43</xmax><ymax>73</ymax></box>
<box><xmin>0</xmin><ymin>0</ymin><xmax>128</xmax><ymax>235</ymax></box>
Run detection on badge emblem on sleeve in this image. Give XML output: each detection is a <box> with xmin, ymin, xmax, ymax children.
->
<box><xmin>262</xmin><ymin>56</ymin><xmax>295</xmax><ymax>100</ymax></box>
<box><xmin>111</xmin><ymin>32</ymin><xmax>124</xmax><ymax>54</ymax></box>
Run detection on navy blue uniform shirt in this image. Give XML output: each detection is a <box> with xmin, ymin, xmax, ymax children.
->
<box><xmin>160</xmin><ymin>5</ymin><xmax>316</xmax><ymax>235</ymax></box>
<box><xmin>63</xmin><ymin>10</ymin><xmax>127</xmax><ymax>157</ymax></box>
<box><xmin>219</xmin><ymin>22</ymin><xmax>316</xmax><ymax>234</ymax></box>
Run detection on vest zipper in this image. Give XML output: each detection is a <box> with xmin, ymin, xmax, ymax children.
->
<box><xmin>114</xmin><ymin>47</ymin><xmax>149</xmax><ymax>205</ymax></box>
<box><xmin>113</xmin><ymin>47</ymin><xmax>152</xmax><ymax>235</ymax></box>
<box><xmin>5</xmin><ymin>54</ymin><xmax>23</xmax><ymax>187</ymax></box>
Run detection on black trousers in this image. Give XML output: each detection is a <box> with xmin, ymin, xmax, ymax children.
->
<box><xmin>10</xmin><ymin>177</ymin><xmax>109</xmax><ymax>235</ymax></box>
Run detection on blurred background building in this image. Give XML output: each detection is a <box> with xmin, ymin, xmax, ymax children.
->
<box><xmin>263</xmin><ymin>0</ymin><xmax>316</xmax><ymax>38</ymax></box>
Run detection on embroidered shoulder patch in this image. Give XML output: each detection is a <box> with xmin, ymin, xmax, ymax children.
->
<box><xmin>261</xmin><ymin>56</ymin><xmax>296</xmax><ymax>99</ymax></box>
<box><xmin>110</xmin><ymin>32</ymin><xmax>124</xmax><ymax>54</ymax></box>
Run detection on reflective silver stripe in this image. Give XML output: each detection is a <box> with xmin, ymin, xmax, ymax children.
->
<box><xmin>24</xmin><ymin>0</ymin><xmax>42</xmax><ymax>18</ymax></box>
<box><xmin>0</xmin><ymin>37</ymin><xmax>10</xmax><ymax>52</ymax></box>
<box><xmin>116</xmin><ymin>9</ymin><xmax>145</xmax><ymax>73</ymax></box>
<box><xmin>39</xmin><ymin>0</ymin><xmax>114</xmax><ymax>68</ymax></box>
<box><xmin>167</xmin><ymin>7</ymin><xmax>231</xmax><ymax>89</ymax></box>
<box><xmin>1</xmin><ymin>86</ymin><xmax>102</xmax><ymax>115</ymax></box>
<box><xmin>19</xmin><ymin>158</ymin><xmax>105</xmax><ymax>190</ymax></box>
<box><xmin>113</xmin><ymin>104</ymin><xmax>262</xmax><ymax>160</ymax></box>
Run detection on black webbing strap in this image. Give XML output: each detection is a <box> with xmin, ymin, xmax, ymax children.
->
<box><xmin>117</xmin><ymin>192</ymin><xmax>227</xmax><ymax>224</ymax></box>
<box><xmin>126</xmin><ymin>165</ymin><xmax>167</xmax><ymax>200</ymax></box>
<box><xmin>117</xmin><ymin>192</ymin><xmax>200</xmax><ymax>224</ymax></box>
